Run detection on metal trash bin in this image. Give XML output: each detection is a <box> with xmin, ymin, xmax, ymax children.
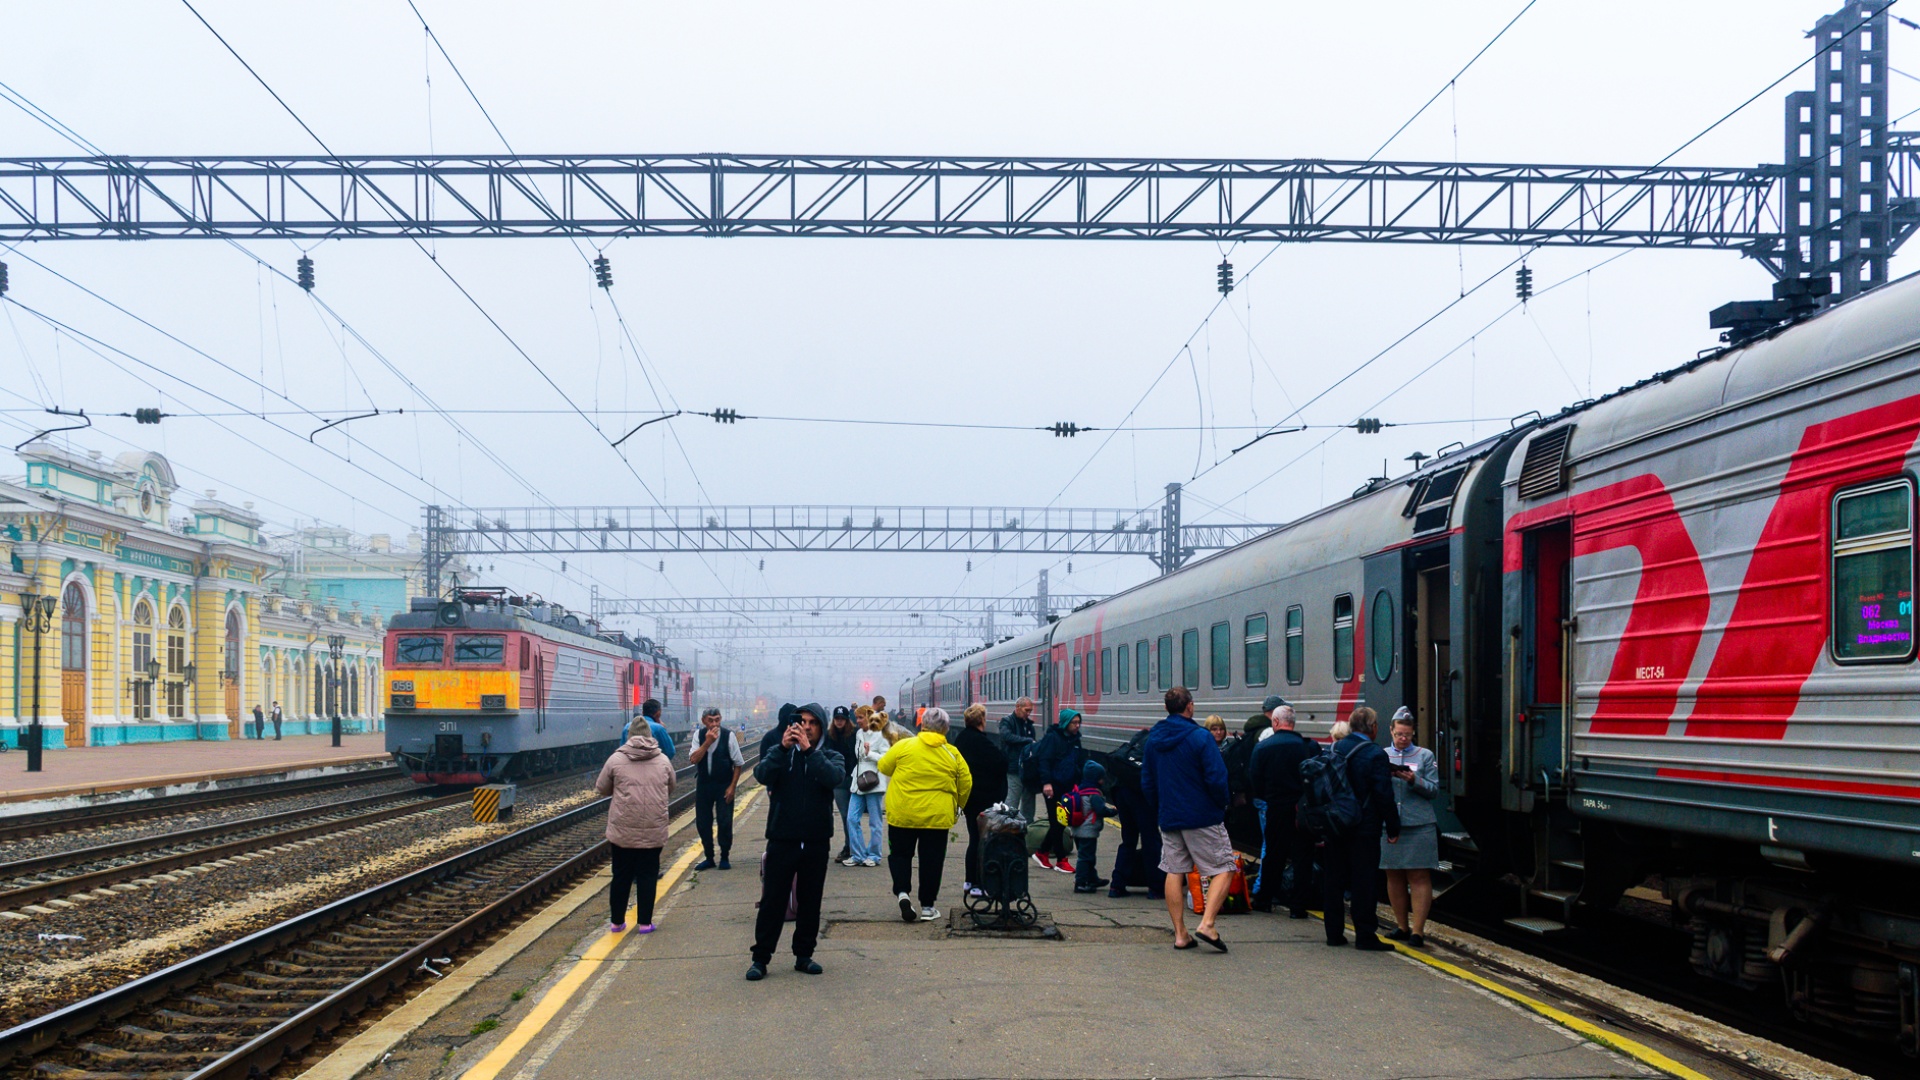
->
<box><xmin>965</xmin><ymin>814</ymin><xmax>1038</xmax><ymax>929</ymax></box>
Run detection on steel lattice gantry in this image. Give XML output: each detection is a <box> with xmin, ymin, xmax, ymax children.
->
<box><xmin>0</xmin><ymin>155</ymin><xmax>1783</xmax><ymax>249</ymax></box>
<box><xmin>591</xmin><ymin>594</ymin><xmax>1101</xmax><ymax>621</ymax></box>
<box><xmin>652</xmin><ymin>617</ymin><xmax>1000</xmax><ymax>640</ymax></box>
<box><xmin>423</xmin><ymin>486</ymin><xmax>1279</xmax><ymax>592</ymax></box>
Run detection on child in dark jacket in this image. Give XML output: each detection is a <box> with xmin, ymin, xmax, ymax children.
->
<box><xmin>1068</xmin><ymin>761</ymin><xmax>1117</xmax><ymax>893</ymax></box>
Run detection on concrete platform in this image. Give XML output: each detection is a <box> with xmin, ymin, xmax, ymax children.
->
<box><xmin>0</xmin><ymin>732</ymin><xmax>390</xmax><ymax>805</ymax></box>
<box><xmin>415</xmin><ymin>816</ymin><xmax>1696</xmax><ymax>1080</ymax></box>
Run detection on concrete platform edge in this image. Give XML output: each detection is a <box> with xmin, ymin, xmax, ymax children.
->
<box><xmin>0</xmin><ymin>754</ymin><xmax>392</xmax><ymax>808</ymax></box>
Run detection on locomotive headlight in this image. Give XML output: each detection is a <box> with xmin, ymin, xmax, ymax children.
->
<box><xmin>390</xmin><ymin>693</ymin><xmax>416</xmax><ymax>708</ymax></box>
<box><xmin>481</xmin><ymin>694</ymin><xmax>507</xmax><ymax>710</ymax></box>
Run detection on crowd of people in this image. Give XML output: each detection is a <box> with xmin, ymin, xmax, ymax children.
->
<box><xmin>593</xmin><ymin>687</ymin><xmax>1441</xmax><ymax>979</ymax></box>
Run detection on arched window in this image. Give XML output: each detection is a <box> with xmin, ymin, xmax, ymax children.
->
<box><xmin>131</xmin><ymin>600</ymin><xmax>154</xmax><ymax>720</ymax></box>
<box><xmin>347</xmin><ymin>665</ymin><xmax>360</xmax><ymax>717</ymax></box>
<box><xmin>313</xmin><ymin>659</ymin><xmax>326</xmax><ymax>716</ymax></box>
<box><xmin>224</xmin><ymin>609</ymin><xmax>242</xmax><ymax>681</ymax></box>
<box><xmin>60</xmin><ymin>582</ymin><xmax>87</xmax><ymax>671</ymax></box>
<box><xmin>165</xmin><ymin>606</ymin><xmax>188</xmax><ymax>720</ymax></box>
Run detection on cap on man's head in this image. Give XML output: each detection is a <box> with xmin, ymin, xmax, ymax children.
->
<box><xmin>1261</xmin><ymin>694</ymin><xmax>1290</xmax><ymax>714</ymax></box>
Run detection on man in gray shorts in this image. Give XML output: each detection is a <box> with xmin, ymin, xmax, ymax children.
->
<box><xmin>1142</xmin><ymin>685</ymin><xmax>1234</xmax><ymax>952</ymax></box>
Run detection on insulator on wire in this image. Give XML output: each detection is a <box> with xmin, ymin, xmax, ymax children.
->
<box><xmin>134</xmin><ymin>408</ymin><xmax>164</xmax><ymax>425</ymax></box>
<box><xmin>1353</xmin><ymin>417</ymin><xmax>1383</xmax><ymax>434</ymax></box>
<box><xmin>1216</xmin><ymin>259</ymin><xmax>1234</xmax><ymax>295</ymax></box>
<box><xmin>1049</xmin><ymin>421</ymin><xmax>1082</xmax><ymax>437</ymax></box>
<box><xmin>1515</xmin><ymin>264</ymin><xmax>1533</xmax><ymax>303</ymax></box>
<box><xmin>712</xmin><ymin>407</ymin><xmax>740</xmax><ymax>423</ymax></box>
<box><xmin>0</xmin><ymin>259</ymin><xmax>9</xmax><ymax>296</ymax></box>
<box><xmin>296</xmin><ymin>255</ymin><xmax>315</xmax><ymax>292</ymax></box>
<box><xmin>594</xmin><ymin>254</ymin><xmax>613</xmax><ymax>289</ymax></box>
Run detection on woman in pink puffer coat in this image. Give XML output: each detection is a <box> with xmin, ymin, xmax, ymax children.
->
<box><xmin>595</xmin><ymin>732</ymin><xmax>676</xmax><ymax>933</ymax></box>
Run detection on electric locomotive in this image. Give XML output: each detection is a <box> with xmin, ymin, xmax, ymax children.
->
<box><xmin>384</xmin><ymin>588</ymin><xmax>690</xmax><ymax>784</ymax></box>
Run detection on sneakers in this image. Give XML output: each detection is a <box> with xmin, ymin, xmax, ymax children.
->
<box><xmin>794</xmin><ymin>957</ymin><xmax>823</xmax><ymax>974</ymax></box>
<box><xmin>635</xmin><ymin>923</ymin><xmax>656</xmax><ymax>934</ymax></box>
<box><xmin>745</xmin><ymin>962</ymin><xmax>767</xmax><ymax>981</ymax></box>
<box><xmin>862</xmin><ymin>858</ymin><xmax>881</xmax><ymax>867</ymax></box>
<box><xmin>835</xmin><ymin>848</ymin><xmax>852</xmax><ymax>863</ymax></box>
<box><xmin>839</xmin><ymin>856</ymin><xmax>861</xmax><ymax>867</ymax></box>
<box><xmin>1106</xmin><ymin>887</ymin><xmax>1131</xmax><ymax>898</ymax></box>
<box><xmin>1053</xmin><ymin>858</ymin><xmax>1076</xmax><ymax>874</ymax></box>
<box><xmin>1091</xmin><ymin>876</ymin><xmax>1111</xmax><ymax>888</ymax></box>
<box><xmin>1032</xmin><ymin>853</ymin><xmax>1054</xmax><ymax>870</ymax></box>
<box><xmin>608</xmin><ymin>922</ymin><xmax>627</xmax><ymax>933</ymax></box>
<box><xmin>967</xmin><ymin>886</ymin><xmax>987</xmax><ymax>899</ymax></box>
<box><xmin>718</xmin><ymin>857</ymin><xmax>731</xmax><ymax>870</ymax></box>
<box><xmin>694</xmin><ymin>858</ymin><xmax>717</xmax><ymax>871</ymax></box>
<box><xmin>898</xmin><ymin>892</ymin><xmax>917</xmax><ymax>922</ymax></box>
<box><xmin>918</xmin><ymin>906</ymin><xmax>942</xmax><ymax>922</ymax></box>
<box><xmin>1073</xmin><ymin>885</ymin><xmax>1099</xmax><ymax>894</ymax></box>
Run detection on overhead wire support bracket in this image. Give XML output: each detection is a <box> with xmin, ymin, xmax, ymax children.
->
<box><xmin>610</xmin><ymin>409</ymin><xmax>683</xmax><ymax>448</ymax></box>
<box><xmin>1228</xmin><ymin>425</ymin><xmax>1307</xmax><ymax>455</ymax></box>
<box><xmin>309</xmin><ymin>407</ymin><xmax>397</xmax><ymax>443</ymax></box>
<box><xmin>15</xmin><ymin>406</ymin><xmax>90</xmax><ymax>451</ymax></box>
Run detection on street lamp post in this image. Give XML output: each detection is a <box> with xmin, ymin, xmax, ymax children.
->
<box><xmin>21</xmin><ymin>592</ymin><xmax>57</xmax><ymax>773</ymax></box>
<box><xmin>327</xmin><ymin>634</ymin><xmax>345</xmax><ymax>747</ymax></box>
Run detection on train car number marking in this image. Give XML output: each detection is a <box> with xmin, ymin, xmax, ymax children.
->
<box><xmin>438</xmin><ymin>721</ymin><xmax>459</xmax><ymax>732</ymax></box>
<box><xmin>1634</xmin><ymin>666</ymin><xmax>1665</xmax><ymax>680</ymax></box>
<box><xmin>1580</xmin><ymin>797</ymin><xmax>1611</xmax><ymax>811</ymax></box>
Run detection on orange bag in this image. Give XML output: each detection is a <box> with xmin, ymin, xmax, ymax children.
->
<box><xmin>1185</xmin><ymin>856</ymin><xmax>1253</xmax><ymax>915</ymax></box>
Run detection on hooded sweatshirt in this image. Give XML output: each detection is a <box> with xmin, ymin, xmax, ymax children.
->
<box><xmin>1069</xmin><ymin>759</ymin><xmax>1116</xmax><ymax>839</ymax></box>
<box><xmin>877</xmin><ymin>729</ymin><xmax>973</xmax><ymax>829</ymax></box>
<box><xmin>595</xmin><ymin>734</ymin><xmax>676</xmax><ymax>849</ymax></box>
<box><xmin>1031</xmin><ymin>708</ymin><xmax>1087</xmax><ymax>790</ymax></box>
<box><xmin>755</xmin><ymin>703</ymin><xmax>845</xmax><ymax>842</ymax></box>
<box><xmin>1142</xmin><ymin>712</ymin><xmax>1229</xmax><ymax>831</ymax></box>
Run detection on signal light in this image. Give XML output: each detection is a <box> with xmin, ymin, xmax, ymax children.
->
<box><xmin>1515</xmin><ymin>264</ymin><xmax>1533</xmax><ymax>303</ymax></box>
<box><xmin>1216</xmin><ymin>259</ymin><xmax>1234</xmax><ymax>296</ymax></box>
<box><xmin>296</xmin><ymin>255</ymin><xmax>315</xmax><ymax>292</ymax></box>
<box><xmin>1353</xmin><ymin>418</ymin><xmax>1383</xmax><ymax>434</ymax></box>
<box><xmin>134</xmin><ymin>408</ymin><xmax>164</xmax><ymax>424</ymax></box>
<box><xmin>593</xmin><ymin>254</ymin><xmax>613</xmax><ymax>289</ymax></box>
<box><xmin>712</xmin><ymin>407</ymin><xmax>740</xmax><ymax>423</ymax></box>
<box><xmin>1049</xmin><ymin>421</ymin><xmax>1082</xmax><ymax>437</ymax></box>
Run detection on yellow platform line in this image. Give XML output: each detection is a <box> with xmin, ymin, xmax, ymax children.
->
<box><xmin>1308</xmin><ymin>910</ymin><xmax>1712</xmax><ymax>1080</ymax></box>
<box><xmin>460</xmin><ymin>787</ymin><xmax>762</xmax><ymax>1080</ymax></box>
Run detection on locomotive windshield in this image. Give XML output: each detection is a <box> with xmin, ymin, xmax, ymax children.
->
<box><xmin>394</xmin><ymin>634</ymin><xmax>444</xmax><ymax>665</ymax></box>
<box><xmin>453</xmin><ymin>634</ymin><xmax>506</xmax><ymax>665</ymax></box>
<box><xmin>1832</xmin><ymin>479</ymin><xmax>1916</xmax><ymax>662</ymax></box>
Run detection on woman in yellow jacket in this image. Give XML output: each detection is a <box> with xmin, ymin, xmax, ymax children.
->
<box><xmin>878</xmin><ymin>706</ymin><xmax>973</xmax><ymax>923</ymax></box>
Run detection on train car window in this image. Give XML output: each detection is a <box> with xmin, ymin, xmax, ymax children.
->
<box><xmin>1138</xmin><ymin>639</ymin><xmax>1150</xmax><ymax>691</ymax></box>
<box><xmin>1117</xmin><ymin>643</ymin><xmax>1131</xmax><ymax>693</ymax></box>
<box><xmin>1181</xmin><ymin>629</ymin><xmax>1200</xmax><ymax>689</ymax></box>
<box><xmin>1101</xmin><ymin>647</ymin><xmax>1112</xmax><ymax>694</ymax></box>
<box><xmin>395</xmin><ymin>634</ymin><xmax>444</xmax><ymax>665</ymax></box>
<box><xmin>1072</xmin><ymin>652</ymin><xmax>1083</xmax><ymax>696</ymax></box>
<box><xmin>1832</xmin><ymin>478</ymin><xmax>1917</xmax><ymax>663</ymax></box>
<box><xmin>1285</xmin><ymin>606</ymin><xmax>1304</xmax><ymax>685</ymax></box>
<box><xmin>1333</xmin><ymin>595</ymin><xmax>1355</xmax><ymax>682</ymax></box>
<box><xmin>1156</xmin><ymin>635</ymin><xmax>1173</xmax><ymax>690</ymax></box>
<box><xmin>1371</xmin><ymin>590</ymin><xmax>1396</xmax><ymax>681</ymax></box>
<box><xmin>1245</xmin><ymin>614</ymin><xmax>1269</xmax><ymax>687</ymax></box>
<box><xmin>1210</xmin><ymin>622</ymin><xmax>1231</xmax><ymax>688</ymax></box>
<box><xmin>454</xmin><ymin>635</ymin><xmax>505</xmax><ymax>665</ymax></box>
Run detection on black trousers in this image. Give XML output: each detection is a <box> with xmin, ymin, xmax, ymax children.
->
<box><xmin>962</xmin><ymin>809</ymin><xmax>984</xmax><ymax>887</ymax></box>
<box><xmin>888</xmin><ymin>825</ymin><xmax>948</xmax><ymax>906</ymax></box>
<box><xmin>1260</xmin><ymin>802</ymin><xmax>1318</xmax><ymax>915</ymax></box>
<box><xmin>1039</xmin><ymin>793</ymin><xmax>1072</xmax><ymax>858</ymax></box>
<box><xmin>1108</xmin><ymin>786</ymin><xmax>1162</xmax><ymax>895</ymax></box>
<box><xmin>608</xmin><ymin>843</ymin><xmax>662</xmax><ymax>925</ymax></box>
<box><xmin>1321</xmin><ymin>827</ymin><xmax>1383</xmax><ymax>944</ymax></box>
<box><xmin>753</xmin><ymin>838</ymin><xmax>830</xmax><ymax>963</ymax></box>
<box><xmin>695</xmin><ymin>783</ymin><xmax>733</xmax><ymax>860</ymax></box>
<box><xmin>271</xmin><ymin>716</ymin><xmax>281</xmax><ymax>739</ymax></box>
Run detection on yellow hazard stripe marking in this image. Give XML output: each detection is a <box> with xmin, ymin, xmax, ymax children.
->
<box><xmin>461</xmin><ymin>787</ymin><xmax>764</xmax><ymax>1080</ymax></box>
<box><xmin>1309</xmin><ymin>910</ymin><xmax>1713</xmax><ymax>1080</ymax></box>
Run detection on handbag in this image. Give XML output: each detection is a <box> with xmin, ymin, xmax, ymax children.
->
<box><xmin>856</xmin><ymin>767</ymin><xmax>880</xmax><ymax>792</ymax></box>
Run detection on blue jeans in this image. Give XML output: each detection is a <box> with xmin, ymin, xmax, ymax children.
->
<box><xmin>1252</xmin><ymin>799</ymin><xmax>1268</xmax><ymax>892</ymax></box>
<box><xmin>847</xmin><ymin>791</ymin><xmax>885</xmax><ymax>862</ymax></box>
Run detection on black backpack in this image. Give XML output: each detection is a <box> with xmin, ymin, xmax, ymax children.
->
<box><xmin>1297</xmin><ymin>741</ymin><xmax>1360</xmax><ymax>840</ymax></box>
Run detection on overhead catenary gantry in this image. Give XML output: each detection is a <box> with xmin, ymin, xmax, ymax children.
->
<box><xmin>424</xmin><ymin>484</ymin><xmax>1274</xmax><ymax>592</ymax></box>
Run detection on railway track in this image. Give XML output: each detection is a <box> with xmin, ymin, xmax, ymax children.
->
<box><xmin>0</xmin><ymin>768</ymin><xmax>405</xmax><ymax>844</ymax></box>
<box><xmin>0</xmin><ymin>757</ymin><xmax>750</xmax><ymax>1080</ymax></box>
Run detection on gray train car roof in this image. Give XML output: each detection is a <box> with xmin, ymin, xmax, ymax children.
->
<box><xmin>1504</xmin><ymin>270</ymin><xmax>1920</xmax><ymax>488</ymax></box>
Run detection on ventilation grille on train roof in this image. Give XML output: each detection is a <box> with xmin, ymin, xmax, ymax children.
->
<box><xmin>1517</xmin><ymin>426</ymin><xmax>1574</xmax><ymax>500</ymax></box>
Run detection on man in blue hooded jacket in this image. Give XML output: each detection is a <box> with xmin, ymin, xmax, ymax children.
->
<box><xmin>1142</xmin><ymin>686</ymin><xmax>1233</xmax><ymax>952</ymax></box>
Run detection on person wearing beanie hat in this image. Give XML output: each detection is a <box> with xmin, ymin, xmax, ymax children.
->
<box><xmin>1067</xmin><ymin>759</ymin><xmax>1117</xmax><ymax>893</ymax></box>
<box><xmin>1026</xmin><ymin>708</ymin><xmax>1087</xmax><ymax>873</ymax></box>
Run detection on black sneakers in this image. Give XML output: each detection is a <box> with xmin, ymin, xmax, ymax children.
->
<box><xmin>794</xmin><ymin>957</ymin><xmax>823</xmax><ymax>975</ymax></box>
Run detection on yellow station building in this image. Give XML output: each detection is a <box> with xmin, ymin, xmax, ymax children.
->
<box><xmin>0</xmin><ymin>441</ymin><xmax>402</xmax><ymax>748</ymax></box>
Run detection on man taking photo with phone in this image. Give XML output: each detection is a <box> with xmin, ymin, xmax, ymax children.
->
<box><xmin>747</xmin><ymin>703</ymin><xmax>843</xmax><ymax>981</ymax></box>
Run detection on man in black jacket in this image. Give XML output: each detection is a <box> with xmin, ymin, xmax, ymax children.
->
<box><xmin>824</xmin><ymin>706</ymin><xmax>860</xmax><ymax>863</ymax></box>
<box><xmin>1247</xmin><ymin>699</ymin><xmax>1315</xmax><ymax>916</ymax></box>
<box><xmin>747</xmin><ymin>703</ymin><xmax>843</xmax><ymax>980</ymax></box>
<box><xmin>1323</xmin><ymin>706</ymin><xmax>1401</xmax><ymax>950</ymax></box>
<box><xmin>998</xmin><ymin>697</ymin><xmax>1038</xmax><ymax>823</ymax></box>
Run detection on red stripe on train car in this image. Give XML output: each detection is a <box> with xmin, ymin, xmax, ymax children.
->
<box><xmin>1684</xmin><ymin>393</ymin><xmax>1920</xmax><ymax>740</ymax></box>
<box><xmin>1655</xmin><ymin>766</ymin><xmax>1920</xmax><ymax>801</ymax></box>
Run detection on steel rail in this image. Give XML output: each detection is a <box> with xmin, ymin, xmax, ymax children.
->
<box><xmin>0</xmin><ymin>766</ymin><xmax>404</xmax><ymax>843</ymax></box>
